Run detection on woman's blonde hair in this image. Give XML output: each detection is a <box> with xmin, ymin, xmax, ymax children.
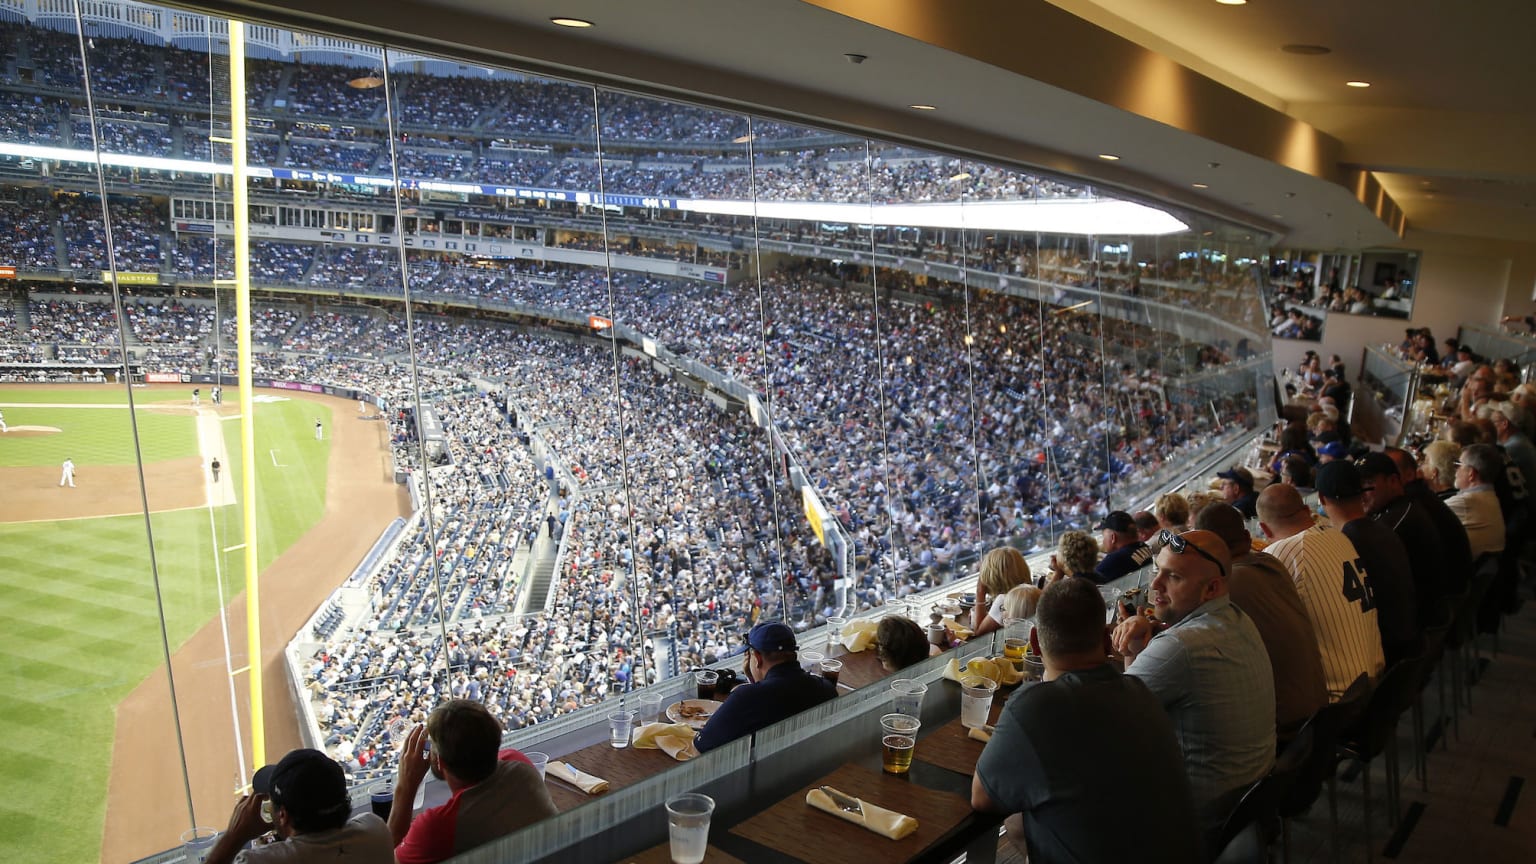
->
<box><xmin>1153</xmin><ymin>492</ymin><xmax>1190</xmax><ymax>529</ymax></box>
<box><xmin>979</xmin><ymin>546</ymin><xmax>1031</xmax><ymax>595</ymax></box>
<box><xmin>1056</xmin><ymin>530</ymin><xmax>1099</xmax><ymax>576</ymax></box>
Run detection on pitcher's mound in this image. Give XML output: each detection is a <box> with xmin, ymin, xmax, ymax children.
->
<box><xmin>4</xmin><ymin>425</ymin><xmax>63</xmax><ymax>436</ymax></box>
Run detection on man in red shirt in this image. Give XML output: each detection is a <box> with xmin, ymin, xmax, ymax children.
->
<box><xmin>390</xmin><ymin>700</ymin><xmax>557</xmax><ymax>863</ymax></box>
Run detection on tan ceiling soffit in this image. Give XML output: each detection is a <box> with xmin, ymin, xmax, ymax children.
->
<box><xmin>185</xmin><ymin>0</ymin><xmax>1278</xmax><ymax>233</ymax></box>
<box><xmin>803</xmin><ymin>0</ymin><xmax>1344</xmax><ymax>184</ymax></box>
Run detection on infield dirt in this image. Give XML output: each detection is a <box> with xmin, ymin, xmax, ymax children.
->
<box><xmin>99</xmin><ymin>392</ymin><xmax>411</xmax><ymax>861</ymax></box>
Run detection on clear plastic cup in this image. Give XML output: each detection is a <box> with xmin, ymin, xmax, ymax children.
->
<box><xmin>665</xmin><ymin>792</ymin><xmax>716</xmax><ymax>864</ymax></box>
<box><xmin>181</xmin><ymin>827</ymin><xmax>218</xmax><ymax>864</ymax></box>
<box><xmin>818</xmin><ymin>658</ymin><xmax>843</xmax><ymax>688</ymax></box>
<box><xmin>608</xmin><ymin>710</ymin><xmax>637</xmax><ymax>749</ymax></box>
<box><xmin>638</xmin><ymin>692</ymin><xmax>665</xmax><ymax>725</ymax></box>
<box><xmin>524</xmin><ymin>750</ymin><xmax>549</xmax><ymax>779</ymax></box>
<box><xmin>825</xmin><ymin>616</ymin><xmax>848</xmax><ymax>655</ymax></box>
<box><xmin>960</xmin><ymin>676</ymin><xmax>999</xmax><ymax>729</ymax></box>
<box><xmin>798</xmin><ymin>649</ymin><xmax>824</xmax><ymax>674</ymax></box>
<box><xmin>879</xmin><ymin>713</ymin><xmax>921</xmax><ymax>774</ymax></box>
<box><xmin>889</xmin><ymin>678</ymin><xmax>927</xmax><ymax>717</ymax></box>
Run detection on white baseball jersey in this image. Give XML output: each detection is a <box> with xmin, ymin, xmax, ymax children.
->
<box><xmin>1264</xmin><ymin>524</ymin><xmax>1385</xmax><ymax>698</ymax></box>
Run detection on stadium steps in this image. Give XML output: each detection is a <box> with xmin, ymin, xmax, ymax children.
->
<box><xmin>50</xmin><ymin>217</ymin><xmax>67</xmax><ymax>271</ymax></box>
<box><xmin>518</xmin><ymin>541</ymin><xmax>558</xmax><ymax>616</ymax></box>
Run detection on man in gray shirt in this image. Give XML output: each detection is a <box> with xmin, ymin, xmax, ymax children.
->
<box><xmin>1112</xmin><ymin>529</ymin><xmax>1275</xmax><ymax>849</ymax></box>
<box><xmin>1195</xmin><ymin>504</ymin><xmax>1326</xmax><ymax>741</ymax></box>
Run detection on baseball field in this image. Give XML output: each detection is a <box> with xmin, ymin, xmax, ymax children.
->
<box><xmin>0</xmin><ymin>383</ymin><xmax>410</xmax><ymax>863</ymax></box>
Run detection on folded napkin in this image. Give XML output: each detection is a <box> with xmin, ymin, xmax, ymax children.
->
<box><xmin>842</xmin><ymin>618</ymin><xmax>878</xmax><ymax>652</ymax></box>
<box><xmin>941</xmin><ymin>618</ymin><xmax>973</xmax><ymax>641</ymax></box>
<box><xmin>941</xmin><ymin>656</ymin><xmax>1021</xmax><ymax>686</ymax></box>
<box><xmin>806</xmin><ymin>787</ymin><xmax>919</xmax><ymax>840</ymax></box>
<box><xmin>546</xmin><ymin>761</ymin><xmax>610</xmax><ymax>794</ymax></box>
<box><xmin>631</xmin><ymin>722</ymin><xmax>698</xmax><ymax>761</ymax></box>
<box><xmin>967</xmin><ymin>725</ymin><xmax>994</xmax><ymax>743</ymax></box>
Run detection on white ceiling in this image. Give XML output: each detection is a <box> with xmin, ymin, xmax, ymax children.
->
<box><xmin>218</xmin><ymin>0</ymin><xmax>1529</xmax><ymax>248</ymax></box>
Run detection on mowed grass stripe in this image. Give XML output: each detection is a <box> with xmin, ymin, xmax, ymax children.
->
<box><xmin>0</xmin><ymin>406</ymin><xmax>196</xmax><ymax>467</ymax></box>
<box><xmin>0</xmin><ymin>397</ymin><xmax>334</xmax><ymax>864</ymax></box>
<box><xmin>0</xmin><ymin>386</ymin><xmax>198</xmax><ymax>404</ymax></box>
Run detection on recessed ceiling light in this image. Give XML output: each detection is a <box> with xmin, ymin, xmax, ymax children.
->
<box><xmin>1215</xmin><ymin>0</ymin><xmax>1247</xmax><ymax>5</ymax></box>
<box><xmin>1281</xmin><ymin>44</ymin><xmax>1331</xmax><ymax>55</ymax></box>
<box><xmin>1271</xmin><ymin>214</ymin><xmax>1284</xmax><ymax>219</ymax></box>
<box><xmin>1192</xmin><ymin>182</ymin><xmax>1210</xmax><ymax>189</ymax></box>
<box><xmin>908</xmin><ymin>103</ymin><xmax>937</xmax><ymax>111</ymax></box>
<box><xmin>1346</xmin><ymin>80</ymin><xmax>1371</xmax><ymax>88</ymax></box>
<box><xmin>550</xmin><ymin>16</ymin><xmax>594</xmax><ymax>28</ymax></box>
<box><xmin>1098</xmin><ymin>153</ymin><xmax>1120</xmax><ymax>161</ymax></box>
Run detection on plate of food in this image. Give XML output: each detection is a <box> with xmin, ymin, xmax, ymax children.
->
<box><xmin>666</xmin><ymin>699</ymin><xmax>724</xmax><ymax>729</ymax></box>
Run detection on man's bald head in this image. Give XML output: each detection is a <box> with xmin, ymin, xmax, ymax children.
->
<box><xmin>1257</xmin><ymin>483</ymin><xmax>1313</xmax><ymax>540</ymax></box>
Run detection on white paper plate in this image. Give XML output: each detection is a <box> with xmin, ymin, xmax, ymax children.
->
<box><xmin>665</xmin><ymin>699</ymin><xmax>724</xmax><ymax>729</ymax></box>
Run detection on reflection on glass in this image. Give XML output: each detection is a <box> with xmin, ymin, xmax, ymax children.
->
<box><xmin>0</xmin><ymin>5</ymin><xmax>1276</xmax><ymax>861</ymax></box>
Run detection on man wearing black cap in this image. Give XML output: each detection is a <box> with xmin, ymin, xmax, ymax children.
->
<box><xmin>1216</xmin><ymin>466</ymin><xmax>1258</xmax><ymax>519</ymax></box>
<box><xmin>1316</xmin><ymin>460</ymin><xmax>1420</xmax><ymax>666</ymax></box>
<box><xmin>1093</xmin><ymin>511</ymin><xmax>1153</xmax><ymax>584</ymax></box>
<box><xmin>1386</xmin><ymin>446</ymin><xmax>1472</xmax><ymax>597</ymax></box>
<box><xmin>694</xmin><ymin>621</ymin><xmax>836</xmax><ymax>752</ymax></box>
<box><xmin>206</xmin><ymin>748</ymin><xmax>392</xmax><ymax>863</ymax></box>
<box><xmin>1358</xmin><ymin>452</ymin><xmax>1453</xmax><ymax>625</ymax></box>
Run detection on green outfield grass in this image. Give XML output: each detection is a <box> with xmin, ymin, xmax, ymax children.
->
<box><xmin>0</xmin><ymin>405</ymin><xmax>197</xmax><ymax>466</ymax></box>
<box><xmin>0</xmin><ymin>389</ymin><xmax>332</xmax><ymax>864</ymax></box>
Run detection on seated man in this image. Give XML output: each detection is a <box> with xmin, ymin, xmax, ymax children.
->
<box><xmin>391</xmin><ymin>699</ymin><xmax>557</xmax><ymax>864</ymax></box>
<box><xmin>1218</xmin><ymin>466</ymin><xmax>1260</xmax><ymax>519</ymax></box>
<box><xmin>207</xmin><ymin>748</ymin><xmax>393</xmax><ymax>863</ymax></box>
<box><xmin>974</xmin><ymin>578</ymin><xmax>1202</xmax><ymax>863</ymax></box>
<box><xmin>1195</xmin><ymin>503</ymin><xmax>1326</xmax><ymax>740</ymax></box>
<box><xmin>1093</xmin><ymin>511</ymin><xmax>1153</xmax><ymax>584</ymax></box>
<box><xmin>1112</xmin><ymin>530</ymin><xmax>1275</xmax><ymax>850</ymax></box>
<box><xmin>1447</xmin><ymin>442</ymin><xmax>1507</xmax><ymax>558</ymax></box>
<box><xmin>695</xmin><ymin>621</ymin><xmax>837</xmax><ymax>752</ymax></box>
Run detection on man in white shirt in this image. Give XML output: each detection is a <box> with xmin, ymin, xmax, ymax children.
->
<box><xmin>1256</xmin><ymin>483</ymin><xmax>1385</xmax><ymax>698</ymax></box>
<box><xmin>1446</xmin><ymin>443</ymin><xmax>1507</xmax><ymax>558</ymax></box>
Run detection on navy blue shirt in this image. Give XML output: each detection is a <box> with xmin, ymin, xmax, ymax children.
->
<box><xmin>694</xmin><ymin>661</ymin><xmax>837</xmax><ymax>752</ymax></box>
<box><xmin>1094</xmin><ymin>542</ymin><xmax>1152</xmax><ymax>584</ymax></box>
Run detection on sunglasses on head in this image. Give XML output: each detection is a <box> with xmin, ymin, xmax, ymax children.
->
<box><xmin>1159</xmin><ymin>529</ymin><xmax>1227</xmax><ymax>579</ymax></box>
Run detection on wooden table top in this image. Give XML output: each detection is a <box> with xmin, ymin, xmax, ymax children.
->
<box><xmin>729</xmin><ymin>761</ymin><xmax>975</xmax><ymax>864</ymax></box>
<box><xmin>912</xmin><ymin>699</ymin><xmax>1006</xmax><ymax>777</ymax></box>
<box><xmin>620</xmin><ymin>840</ymin><xmax>746</xmax><ymax>864</ymax></box>
<box><xmin>829</xmin><ymin>646</ymin><xmax>890</xmax><ymax>691</ymax></box>
<box><xmin>545</xmin><ymin>733</ymin><xmax>683</xmax><ymax>811</ymax></box>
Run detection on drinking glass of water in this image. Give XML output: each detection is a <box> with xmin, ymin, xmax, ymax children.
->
<box><xmin>665</xmin><ymin>792</ymin><xmax>715</xmax><ymax>864</ymax></box>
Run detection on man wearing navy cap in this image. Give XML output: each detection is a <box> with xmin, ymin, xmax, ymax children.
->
<box><xmin>205</xmin><ymin>748</ymin><xmax>393</xmax><ymax>863</ymax></box>
<box><xmin>694</xmin><ymin>621</ymin><xmax>836</xmax><ymax>752</ymax></box>
<box><xmin>1216</xmin><ymin>466</ymin><xmax>1258</xmax><ymax>519</ymax></box>
<box><xmin>1316</xmin><ymin>440</ymin><xmax>1348</xmax><ymax>463</ymax></box>
<box><xmin>1094</xmin><ymin>510</ymin><xmax>1153</xmax><ymax>584</ymax></box>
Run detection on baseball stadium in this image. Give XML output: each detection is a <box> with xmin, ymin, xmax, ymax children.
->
<box><xmin>3</xmin><ymin>2</ymin><xmax>1528</xmax><ymax>864</ymax></box>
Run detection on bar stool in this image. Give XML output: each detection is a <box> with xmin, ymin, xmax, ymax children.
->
<box><xmin>1212</xmin><ymin>726</ymin><xmax>1313</xmax><ymax>864</ymax></box>
<box><xmin>1278</xmin><ymin>673</ymin><xmax>1371</xmax><ymax>864</ymax></box>
<box><xmin>1336</xmin><ymin>656</ymin><xmax>1421</xmax><ymax>862</ymax></box>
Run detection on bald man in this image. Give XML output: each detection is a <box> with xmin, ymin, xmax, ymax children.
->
<box><xmin>1257</xmin><ymin>484</ymin><xmax>1385</xmax><ymax>698</ymax></box>
<box><xmin>1112</xmin><ymin>529</ymin><xmax>1274</xmax><ymax>850</ymax></box>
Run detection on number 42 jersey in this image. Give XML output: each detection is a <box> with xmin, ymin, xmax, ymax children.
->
<box><xmin>1264</xmin><ymin>524</ymin><xmax>1386</xmax><ymax>698</ymax></box>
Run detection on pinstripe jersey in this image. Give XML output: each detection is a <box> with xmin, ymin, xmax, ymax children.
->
<box><xmin>1263</xmin><ymin>525</ymin><xmax>1385</xmax><ymax>698</ymax></box>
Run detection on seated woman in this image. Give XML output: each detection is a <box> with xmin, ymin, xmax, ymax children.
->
<box><xmin>875</xmin><ymin>616</ymin><xmax>930</xmax><ymax>672</ymax></box>
<box><xmin>1044</xmin><ymin>530</ymin><xmax>1098</xmax><ymax>585</ymax></box>
<box><xmin>972</xmin><ymin>547</ymin><xmax>1032</xmax><ymax>640</ymax></box>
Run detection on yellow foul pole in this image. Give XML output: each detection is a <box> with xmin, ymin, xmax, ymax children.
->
<box><xmin>229</xmin><ymin>20</ymin><xmax>265</xmax><ymax>768</ymax></box>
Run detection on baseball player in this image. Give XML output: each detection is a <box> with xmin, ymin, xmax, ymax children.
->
<box><xmin>59</xmin><ymin>458</ymin><xmax>76</xmax><ymax>488</ymax></box>
<box><xmin>192</xmin><ymin>387</ymin><xmax>201</xmax><ymax>406</ymax></box>
<box><xmin>0</xmin><ymin>408</ymin><xmax>7</xmax><ymax>433</ymax></box>
<box><xmin>315</xmin><ymin>419</ymin><xmax>323</xmax><ymax>441</ymax></box>
<box><xmin>211</xmin><ymin>457</ymin><xmax>221</xmax><ymax>482</ymax></box>
<box><xmin>212</xmin><ymin>386</ymin><xmax>222</xmax><ymax>406</ymax></box>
